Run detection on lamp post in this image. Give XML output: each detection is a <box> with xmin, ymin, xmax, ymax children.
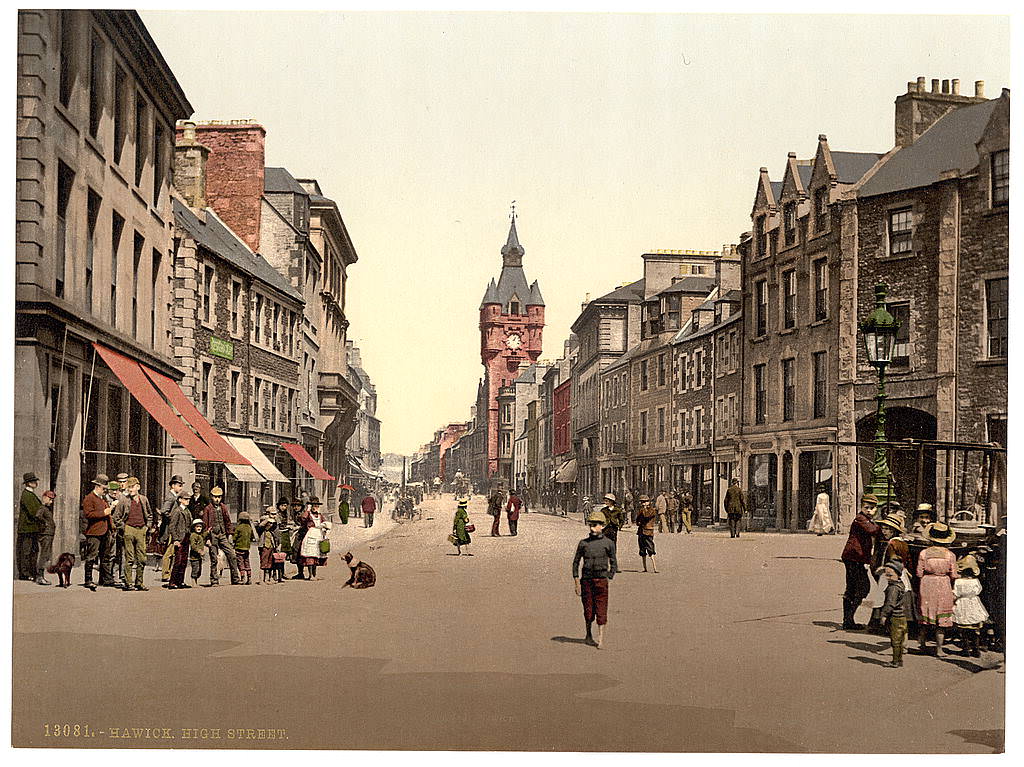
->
<box><xmin>859</xmin><ymin>283</ymin><xmax>901</xmax><ymax>508</ymax></box>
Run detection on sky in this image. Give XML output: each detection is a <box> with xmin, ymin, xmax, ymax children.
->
<box><xmin>138</xmin><ymin>10</ymin><xmax>1010</xmax><ymax>456</ymax></box>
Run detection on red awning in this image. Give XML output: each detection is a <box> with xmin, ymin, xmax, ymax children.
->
<box><xmin>142</xmin><ymin>367</ymin><xmax>250</xmax><ymax>465</ymax></box>
<box><xmin>92</xmin><ymin>343</ymin><xmax>223</xmax><ymax>463</ymax></box>
<box><xmin>280</xmin><ymin>442</ymin><xmax>334</xmax><ymax>481</ymax></box>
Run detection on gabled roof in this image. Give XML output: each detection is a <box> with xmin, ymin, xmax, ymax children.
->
<box><xmin>594</xmin><ymin>278</ymin><xmax>645</xmax><ymax>303</ymax></box>
<box><xmin>655</xmin><ymin>276</ymin><xmax>716</xmax><ymax>297</ymax></box>
<box><xmin>858</xmin><ymin>99</ymin><xmax>999</xmax><ymax>198</ymax></box>
<box><xmin>830</xmin><ymin>151</ymin><xmax>884</xmax><ymax>184</ymax></box>
<box><xmin>173</xmin><ymin>198</ymin><xmax>302</xmax><ymax>302</ymax></box>
<box><xmin>514</xmin><ymin>364</ymin><xmax>540</xmax><ymax>385</ymax></box>
<box><xmin>264</xmin><ymin>167</ymin><xmax>307</xmax><ymax>195</ymax></box>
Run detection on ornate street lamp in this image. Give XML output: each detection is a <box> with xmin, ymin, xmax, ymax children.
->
<box><xmin>859</xmin><ymin>283</ymin><xmax>901</xmax><ymax>507</ymax></box>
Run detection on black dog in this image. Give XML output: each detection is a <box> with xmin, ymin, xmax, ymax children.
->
<box><xmin>46</xmin><ymin>552</ymin><xmax>76</xmax><ymax>588</ymax></box>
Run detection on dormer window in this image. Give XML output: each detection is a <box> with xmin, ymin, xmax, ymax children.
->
<box><xmin>784</xmin><ymin>202</ymin><xmax>797</xmax><ymax>246</ymax></box>
<box><xmin>755</xmin><ymin>215</ymin><xmax>767</xmax><ymax>258</ymax></box>
<box><xmin>509</xmin><ymin>294</ymin><xmax>521</xmax><ymax>314</ymax></box>
<box><xmin>814</xmin><ymin>187</ymin><xmax>829</xmax><ymax>232</ymax></box>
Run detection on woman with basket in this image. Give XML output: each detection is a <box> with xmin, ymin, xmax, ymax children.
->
<box><xmin>450</xmin><ymin>496</ymin><xmax>474</xmax><ymax>556</ymax></box>
<box><xmin>297</xmin><ymin>497</ymin><xmax>333</xmax><ymax>579</ymax></box>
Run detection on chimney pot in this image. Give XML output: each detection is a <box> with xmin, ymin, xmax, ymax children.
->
<box><xmin>818</xmin><ymin>134</ymin><xmax>827</xmax><ymax>141</ymax></box>
<box><xmin>916</xmin><ymin>76</ymin><xmax>926</xmax><ymax>93</ymax></box>
<box><xmin>942</xmin><ymin>79</ymin><xmax>950</xmax><ymax>93</ymax></box>
<box><xmin>1002</xmin><ymin>87</ymin><xmax>1010</xmax><ymax>98</ymax></box>
<box><xmin>931</xmin><ymin>79</ymin><xmax>940</xmax><ymax>93</ymax></box>
<box><xmin>787</xmin><ymin>151</ymin><xmax>797</xmax><ymax>158</ymax></box>
<box><xmin>759</xmin><ymin>166</ymin><xmax>769</xmax><ymax>173</ymax></box>
<box><xmin>975</xmin><ymin>80</ymin><xmax>985</xmax><ymax>98</ymax></box>
<box><xmin>181</xmin><ymin>121</ymin><xmax>197</xmax><ymax>143</ymax></box>
<box><xmin>952</xmin><ymin>79</ymin><xmax>960</xmax><ymax>95</ymax></box>
<box><xmin>907</xmin><ymin>81</ymin><xmax>916</xmax><ymax>93</ymax></box>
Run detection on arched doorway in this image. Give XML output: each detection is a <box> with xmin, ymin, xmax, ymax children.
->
<box><xmin>856</xmin><ymin>406</ymin><xmax>938</xmax><ymax>509</ymax></box>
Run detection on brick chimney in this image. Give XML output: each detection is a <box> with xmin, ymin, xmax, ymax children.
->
<box><xmin>173</xmin><ymin>121</ymin><xmax>210</xmax><ymax>210</ymax></box>
<box><xmin>186</xmin><ymin>121</ymin><xmax>266</xmax><ymax>252</ymax></box>
<box><xmin>716</xmin><ymin>244</ymin><xmax>741</xmax><ymax>293</ymax></box>
<box><xmin>894</xmin><ymin>76</ymin><xmax>988</xmax><ymax>148</ymax></box>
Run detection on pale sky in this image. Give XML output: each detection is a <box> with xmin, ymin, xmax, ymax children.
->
<box><xmin>138</xmin><ymin>11</ymin><xmax>1010</xmax><ymax>455</ymax></box>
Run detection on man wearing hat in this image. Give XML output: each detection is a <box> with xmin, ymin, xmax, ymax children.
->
<box><xmin>159</xmin><ymin>474</ymin><xmax>186</xmax><ymax>581</ymax></box>
<box><xmin>911</xmin><ymin>503</ymin><xmax>936</xmax><ymax>538</ymax></box>
<box><xmin>505</xmin><ymin>489</ymin><xmax>523</xmax><ymax>536</ymax></box>
<box><xmin>724</xmin><ymin>478</ymin><xmax>746</xmax><ymax>538</ymax></box>
<box><xmin>112</xmin><ymin>477</ymin><xmax>156</xmax><ymax>591</ymax></box>
<box><xmin>81</xmin><ymin>474</ymin><xmax>114</xmax><ymax>591</ymax></box>
<box><xmin>635</xmin><ymin>495</ymin><xmax>659</xmax><ymax>573</ymax></box>
<box><xmin>202</xmin><ymin>487</ymin><xmax>241</xmax><ymax>586</ymax></box>
<box><xmin>487</xmin><ymin>483</ymin><xmax>505</xmax><ymax>536</ymax></box>
<box><xmin>17</xmin><ymin>472</ymin><xmax>43</xmax><ymax>581</ymax></box>
<box><xmin>840</xmin><ymin>493</ymin><xmax>882</xmax><ymax>630</ymax></box>
<box><xmin>165</xmin><ymin>489</ymin><xmax>194</xmax><ymax>589</ymax></box>
<box><xmin>572</xmin><ymin>509</ymin><xmax>617</xmax><ymax>648</ymax></box>
<box><xmin>876</xmin><ymin>560</ymin><xmax>913</xmax><ymax>667</ymax></box>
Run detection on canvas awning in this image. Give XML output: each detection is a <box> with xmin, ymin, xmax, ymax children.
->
<box><xmin>281</xmin><ymin>442</ymin><xmax>334</xmax><ymax>481</ymax></box>
<box><xmin>225</xmin><ymin>437</ymin><xmax>289</xmax><ymax>483</ymax></box>
<box><xmin>224</xmin><ymin>462</ymin><xmax>267</xmax><ymax>483</ymax></box>
<box><xmin>93</xmin><ymin>343</ymin><xmax>233</xmax><ymax>463</ymax></box>
<box><xmin>554</xmin><ymin>458</ymin><xmax>578</xmax><ymax>484</ymax></box>
<box><xmin>348</xmin><ymin>455</ymin><xmax>384</xmax><ymax>479</ymax></box>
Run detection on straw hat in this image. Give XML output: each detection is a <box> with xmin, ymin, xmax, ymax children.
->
<box><xmin>957</xmin><ymin>554</ymin><xmax>980</xmax><ymax>576</ymax></box>
<box><xmin>603</xmin><ymin>493</ymin><xmax>617</xmax><ymax>503</ymax></box>
<box><xmin>924</xmin><ymin>521</ymin><xmax>956</xmax><ymax>544</ymax></box>
<box><xmin>878</xmin><ymin>511</ymin><xmax>907</xmax><ymax>534</ymax></box>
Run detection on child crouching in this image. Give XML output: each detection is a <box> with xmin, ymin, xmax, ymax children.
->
<box><xmin>877</xmin><ymin>560</ymin><xmax>913</xmax><ymax>668</ymax></box>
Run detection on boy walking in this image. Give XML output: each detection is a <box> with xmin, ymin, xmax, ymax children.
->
<box><xmin>877</xmin><ymin>560</ymin><xmax>913</xmax><ymax>668</ymax></box>
<box><xmin>572</xmin><ymin>510</ymin><xmax>617</xmax><ymax>649</ymax></box>
<box><xmin>635</xmin><ymin>495</ymin><xmax>659</xmax><ymax>573</ymax></box>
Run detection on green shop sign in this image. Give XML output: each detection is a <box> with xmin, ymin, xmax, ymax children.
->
<box><xmin>210</xmin><ymin>336</ymin><xmax>234</xmax><ymax>360</ymax></box>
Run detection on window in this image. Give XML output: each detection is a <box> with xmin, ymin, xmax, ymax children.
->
<box><xmin>153</xmin><ymin>121</ymin><xmax>165</xmax><ymax>205</ymax></box>
<box><xmin>272</xmin><ymin>304</ymin><xmax>280</xmax><ymax>350</ymax></box>
<box><xmin>992</xmin><ymin>150</ymin><xmax>1009</xmax><ymax>205</ymax></box>
<box><xmin>695</xmin><ymin>349</ymin><xmax>704</xmax><ymax>388</ymax></box>
<box><xmin>754</xmin><ymin>364</ymin><xmax>766</xmax><ymax>424</ymax></box>
<box><xmin>887</xmin><ymin>302</ymin><xmax>910</xmax><ymax>367</ymax></box>
<box><xmin>110</xmin><ymin>211</ymin><xmax>124</xmax><ymax>326</ymax></box>
<box><xmin>813</xmin><ymin>259</ymin><xmax>828</xmax><ymax>321</ymax></box>
<box><xmin>755</xmin><ymin>214</ymin><xmax>767</xmax><ymax>258</ymax></box>
<box><xmin>131</xmin><ymin>232</ymin><xmax>143</xmax><ymax>338</ymax></box>
<box><xmin>58</xmin><ymin>11</ymin><xmax>74</xmax><ymax>108</ymax></box>
<box><xmin>134</xmin><ymin>93</ymin><xmax>147</xmax><ymax>187</ymax></box>
<box><xmin>782</xmin><ymin>358</ymin><xmax>795</xmax><ymax>421</ymax></box>
<box><xmin>88</xmin><ymin>33</ymin><xmax>103</xmax><ymax>139</ymax></box>
<box><xmin>640</xmin><ymin>411</ymin><xmax>648</xmax><ymax>445</ymax></box>
<box><xmin>271</xmin><ymin>383</ymin><xmax>279</xmax><ymax>430</ymax></box>
<box><xmin>986</xmin><ymin>277</ymin><xmax>1008</xmax><ymax>358</ymax></box>
<box><xmin>231</xmin><ymin>281</ymin><xmax>241</xmax><ymax>335</ymax></box>
<box><xmin>640</xmin><ymin>360</ymin><xmax>648</xmax><ymax>391</ymax></box>
<box><xmin>229</xmin><ymin>371</ymin><xmax>239</xmax><ymax>423</ymax></box>
<box><xmin>727</xmin><ymin>394</ymin><xmax>737</xmax><ymax>434</ymax></box>
<box><xmin>657</xmin><ymin>408</ymin><xmax>665</xmax><ymax>443</ymax></box>
<box><xmin>201</xmin><ymin>361</ymin><xmax>212</xmax><ymax>417</ymax></box>
<box><xmin>501</xmin><ymin>403</ymin><xmax>512</xmax><ymax>424</ymax></box>
<box><xmin>755</xmin><ymin>280</ymin><xmax>768</xmax><ymax>336</ymax></box>
<box><xmin>888</xmin><ymin>208</ymin><xmax>913</xmax><ymax>256</ymax></box>
<box><xmin>694</xmin><ymin>408</ymin><xmax>703</xmax><ymax>445</ymax></box>
<box><xmin>202</xmin><ymin>264</ymin><xmax>214</xmax><ymax>324</ymax></box>
<box><xmin>658</xmin><ymin>354</ymin><xmax>666</xmax><ymax>387</ymax></box>
<box><xmin>252</xmin><ymin>379</ymin><xmax>261</xmax><ymax>427</ymax></box>
<box><xmin>814</xmin><ymin>187</ymin><xmax>829</xmax><ymax>232</ymax></box>
<box><xmin>666</xmin><ymin>295</ymin><xmax>680</xmax><ymax>328</ymax></box>
<box><xmin>782</xmin><ymin>269</ymin><xmax>796</xmax><ymax>329</ymax></box>
<box><xmin>85</xmin><ymin>190</ymin><xmax>100</xmax><ymax>313</ymax></box>
<box><xmin>784</xmin><ymin>202</ymin><xmax>797</xmax><ymax>246</ymax></box>
<box><xmin>55</xmin><ymin>162</ymin><xmax>74</xmax><ymax>299</ymax></box>
<box><xmin>509</xmin><ymin>300</ymin><xmax>520</xmax><ymax>315</ymax></box>
<box><xmin>253</xmin><ymin>294</ymin><xmax>263</xmax><ymax>342</ymax></box>
<box><xmin>113</xmin><ymin>65</ymin><xmax>127</xmax><ymax>164</ymax></box>
<box><xmin>813</xmin><ymin>351</ymin><xmax>827</xmax><ymax>418</ymax></box>
<box><xmin>987</xmin><ymin>414</ymin><xmax>1007</xmax><ymax>448</ymax></box>
<box><xmin>151</xmin><ymin>249</ymin><xmax>161</xmax><ymax>347</ymax></box>
<box><xmin>500</xmin><ymin>432</ymin><xmax>512</xmax><ymax>457</ymax></box>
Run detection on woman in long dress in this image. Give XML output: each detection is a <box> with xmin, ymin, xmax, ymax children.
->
<box><xmin>807</xmin><ymin>492</ymin><xmax>834</xmax><ymax>535</ymax></box>
<box><xmin>916</xmin><ymin>522</ymin><xmax>958</xmax><ymax>656</ymax></box>
<box><xmin>452</xmin><ymin>497</ymin><xmax>472</xmax><ymax>556</ymax></box>
<box><xmin>297</xmin><ymin>497</ymin><xmax>332</xmax><ymax>579</ymax></box>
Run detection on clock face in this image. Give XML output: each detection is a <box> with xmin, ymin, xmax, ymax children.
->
<box><xmin>506</xmin><ymin>333</ymin><xmax>522</xmax><ymax>350</ymax></box>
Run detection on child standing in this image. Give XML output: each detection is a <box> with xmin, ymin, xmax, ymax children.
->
<box><xmin>257</xmin><ymin>515</ymin><xmax>279</xmax><ymax>584</ymax></box>
<box><xmin>877</xmin><ymin>560</ymin><xmax>913</xmax><ymax>668</ymax></box>
<box><xmin>233</xmin><ymin>511</ymin><xmax>255</xmax><ymax>585</ymax></box>
<box><xmin>954</xmin><ymin>555</ymin><xmax>989</xmax><ymax>658</ymax></box>
<box><xmin>188</xmin><ymin>519</ymin><xmax>207</xmax><ymax>586</ymax></box>
<box><xmin>571</xmin><ymin>510</ymin><xmax>617</xmax><ymax>649</ymax></box>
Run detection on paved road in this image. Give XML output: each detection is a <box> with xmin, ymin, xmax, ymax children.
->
<box><xmin>12</xmin><ymin>495</ymin><xmax>1003</xmax><ymax>752</ymax></box>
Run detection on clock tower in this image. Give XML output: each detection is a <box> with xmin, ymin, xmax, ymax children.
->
<box><xmin>479</xmin><ymin>212</ymin><xmax>545</xmax><ymax>481</ymax></box>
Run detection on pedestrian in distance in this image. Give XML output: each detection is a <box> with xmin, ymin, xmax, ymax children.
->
<box><xmin>17</xmin><ymin>471</ymin><xmax>43</xmax><ymax>581</ymax></box>
<box><xmin>635</xmin><ymin>495</ymin><xmax>659</xmax><ymax>573</ymax></box>
<box><xmin>808</xmin><ymin>492</ymin><xmax>834</xmax><ymax>535</ymax></box>
<box><xmin>724</xmin><ymin>478</ymin><xmax>746</xmax><ymax>538</ymax></box>
<box><xmin>654</xmin><ymin>488</ymin><xmax>669</xmax><ymax>534</ymax></box>
<box><xmin>488</xmin><ymin>485</ymin><xmax>504</xmax><ymax>535</ymax></box>
<box><xmin>165</xmin><ymin>491</ymin><xmax>194</xmax><ymax>589</ymax></box>
<box><xmin>159</xmin><ymin>474</ymin><xmax>186</xmax><ymax>582</ymax></box>
<box><xmin>666</xmin><ymin>490</ymin><xmax>682</xmax><ymax>534</ymax></box>
<box><xmin>451</xmin><ymin>495</ymin><xmax>473</xmax><ymax>555</ymax></box>
<box><xmin>840</xmin><ymin>493</ymin><xmax>881</xmax><ymax>630</ymax></box>
<box><xmin>953</xmin><ymin>554</ymin><xmax>988</xmax><ymax>658</ymax></box>
<box><xmin>112</xmin><ymin>476</ymin><xmax>156</xmax><ymax>591</ymax></box>
<box><xmin>233</xmin><ymin>511</ymin><xmax>256</xmax><ymax>585</ymax></box>
<box><xmin>188</xmin><ymin>519</ymin><xmax>207</xmax><ymax>586</ymax></box>
<box><xmin>361</xmin><ymin>494</ymin><xmax>377</xmax><ymax>528</ymax></box>
<box><xmin>35</xmin><ymin>490</ymin><xmax>57</xmax><ymax>585</ymax></box>
<box><xmin>505</xmin><ymin>489</ymin><xmax>522</xmax><ymax>536</ymax></box>
<box><xmin>572</xmin><ymin>510</ymin><xmax>617</xmax><ymax>649</ymax></box>
<box><xmin>337</xmin><ymin>486</ymin><xmax>351</xmax><ymax>525</ymax></box>
<box><xmin>81</xmin><ymin>474</ymin><xmax>113</xmax><ymax>591</ymax></box>
<box><xmin>876</xmin><ymin>560</ymin><xmax>913</xmax><ymax>668</ymax></box>
<box><xmin>916</xmin><ymin>522</ymin><xmax>958</xmax><ymax>656</ymax></box>
<box><xmin>677</xmin><ymin>490</ymin><xmax>693</xmax><ymax>534</ymax></box>
<box><xmin>297</xmin><ymin>497</ymin><xmax>331</xmax><ymax>579</ymax></box>
<box><xmin>202</xmin><ymin>486</ymin><xmax>241</xmax><ymax>586</ymax></box>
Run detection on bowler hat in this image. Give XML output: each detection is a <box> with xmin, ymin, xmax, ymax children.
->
<box><xmin>178</xmin><ymin>491</ymin><xmax>193</xmax><ymax>501</ymax></box>
<box><xmin>924</xmin><ymin>522</ymin><xmax>956</xmax><ymax>544</ymax></box>
<box><xmin>92</xmin><ymin>473</ymin><xmax>109</xmax><ymax>486</ymax></box>
<box><xmin>115</xmin><ymin>472</ymin><xmax>130</xmax><ymax>482</ymax></box>
<box><xmin>586</xmin><ymin>510</ymin><xmax>608</xmax><ymax>525</ymax></box>
<box><xmin>277</xmin><ymin>498</ymin><xmax>290</xmax><ymax>506</ymax></box>
<box><xmin>23</xmin><ymin>472</ymin><xmax>39</xmax><ymax>484</ymax></box>
<box><xmin>169</xmin><ymin>475</ymin><xmax>185</xmax><ymax>486</ymax></box>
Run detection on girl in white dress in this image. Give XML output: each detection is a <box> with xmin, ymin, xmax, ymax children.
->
<box><xmin>808</xmin><ymin>492</ymin><xmax>834</xmax><ymax>535</ymax></box>
<box><xmin>953</xmin><ymin>555</ymin><xmax>989</xmax><ymax>657</ymax></box>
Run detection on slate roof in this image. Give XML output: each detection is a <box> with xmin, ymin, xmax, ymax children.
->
<box><xmin>594</xmin><ymin>278</ymin><xmax>645</xmax><ymax>303</ymax></box>
<box><xmin>655</xmin><ymin>276</ymin><xmax>716</xmax><ymax>297</ymax></box>
<box><xmin>831</xmin><ymin>151</ymin><xmax>884</xmax><ymax>184</ymax></box>
<box><xmin>481</xmin><ymin>219</ymin><xmax>545</xmax><ymax>311</ymax></box>
<box><xmin>264</xmin><ymin>167</ymin><xmax>307</xmax><ymax>195</ymax></box>
<box><xmin>859</xmin><ymin>99</ymin><xmax>999</xmax><ymax>198</ymax></box>
<box><xmin>770</xmin><ymin>181</ymin><xmax>783</xmax><ymax>202</ymax></box>
<box><xmin>797</xmin><ymin>164</ymin><xmax>813</xmax><ymax>190</ymax></box>
<box><xmin>173</xmin><ymin>199</ymin><xmax>302</xmax><ymax>302</ymax></box>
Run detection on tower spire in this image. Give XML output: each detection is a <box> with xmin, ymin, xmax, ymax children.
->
<box><xmin>501</xmin><ymin>202</ymin><xmax>524</xmax><ymax>267</ymax></box>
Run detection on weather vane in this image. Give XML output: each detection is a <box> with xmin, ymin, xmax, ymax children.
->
<box><xmin>510</xmin><ymin>200</ymin><xmax>516</xmax><ymax>222</ymax></box>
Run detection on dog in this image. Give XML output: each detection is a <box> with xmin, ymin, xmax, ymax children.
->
<box><xmin>342</xmin><ymin>551</ymin><xmax>376</xmax><ymax>589</ymax></box>
<box><xmin>46</xmin><ymin>552</ymin><xmax>76</xmax><ymax>588</ymax></box>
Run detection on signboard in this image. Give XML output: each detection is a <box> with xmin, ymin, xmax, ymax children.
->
<box><xmin>210</xmin><ymin>336</ymin><xmax>234</xmax><ymax>360</ymax></box>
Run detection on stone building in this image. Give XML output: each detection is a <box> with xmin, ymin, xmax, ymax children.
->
<box><xmin>741</xmin><ymin>136</ymin><xmax>883</xmax><ymax>529</ymax></box>
<box><xmin>835</xmin><ymin>79</ymin><xmax>1008</xmax><ymax>523</ymax></box>
<box><xmin>171</xmin><ymin>124</ymin><xmax>303</xmax><ymax>515</ymax></box>
<box><xmin>509</xmin><ymin>363</ymin><xmax>548</xmax><ymax>491</ymax></box>
<box><xmin>709</xmin><ymin>285</ymin><xmax>745</xmax><ymax>522</ymax></box>
<box><xmin>571</xmin><ymin>278</ymin><xmax>644</xmax><ymax>502</ymax></box>
<box><xmin>16</xmin><ymin>10</ymin><xmax>195</xmax><ymax>556</ymax></box>
<box><xmin>345</xmin><ymin>341</ymin><xmax>382</xmax><ymax>486</ymax></box>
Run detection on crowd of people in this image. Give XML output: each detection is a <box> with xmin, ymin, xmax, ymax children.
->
<box><xmin>16</xmin><ymin>470</ymin><xmax>384</xmax><ymax>591</ymax></box>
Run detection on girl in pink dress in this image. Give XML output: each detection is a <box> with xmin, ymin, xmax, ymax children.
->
<box><xmin>916</xmin><ymin>522</ymin><xmax>958</xmax><ymax>656</ymax></box>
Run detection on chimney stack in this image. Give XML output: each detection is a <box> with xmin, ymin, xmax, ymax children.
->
<box><xmin>173</xmin><ymin>121</ymin><xmax>210</xmax><ymax>211</ymax></box>
<box><xmin>916</xmin><ymin>76</ymin><xmax>926</xmax><ymax>93</ymax></box>
<box><xmin>895</xmin><ymin>75</ymin><xmax>990</xmax><ymax>148</ymax></box>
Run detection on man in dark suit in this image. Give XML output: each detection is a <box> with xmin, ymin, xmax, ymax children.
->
<box><xmin>17</xmin><ymin>472</ymin><xmax>43</xmax><ymax>581</ymax></box>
